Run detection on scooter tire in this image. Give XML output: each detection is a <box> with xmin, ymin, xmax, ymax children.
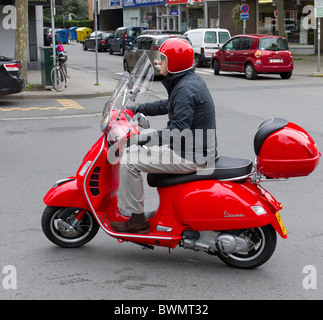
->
<box><xmin>41</xmin><ymin>206</ymin><xmax>100</xmax><ymax>248</ymax></box>
<box><xmin>217</xmin><ymin>225</ymin><xmax>277</xmax><ymax>269</ymax></box>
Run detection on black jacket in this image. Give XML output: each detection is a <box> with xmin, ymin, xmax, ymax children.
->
<box><xmin>137</xmin><ymin>70</ymin><xmax>217</xmax><ymax>165</ymax></box>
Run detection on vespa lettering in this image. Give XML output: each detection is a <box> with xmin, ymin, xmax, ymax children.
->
<box><xmin>224</xmin><ymin>210</ymin><xmax>245</xmax><ymax>218</ymax></box>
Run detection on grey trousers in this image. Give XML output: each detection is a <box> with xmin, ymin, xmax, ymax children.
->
<box><xmin>117</xmin><ymin>145</ymin><xmax>202</xmax><ymax>214</ymax></box>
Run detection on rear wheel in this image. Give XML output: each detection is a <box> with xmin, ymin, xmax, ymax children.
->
<box><xmin>245</xmin><ymin>63</ymin><xmax>257</xmax><ymax>80</ymax></box>
<box><xmin>50</xmin><ymin>66</ymin><xmax>66</xmax><ymax>92</ymax></box>
<box><xmin>217</xmin><ymin>225</ymin><xmax>277</xmax><ymax>269</ymax></box>
<box><xmin>280</xmin><ymin>72</ymin><xmax>292</xmax><ymax>79</ymax></box>
<box><xmin>41</xmin><ymin>206</ymin><xmax>100</xmax><ymax>248</ymax></box>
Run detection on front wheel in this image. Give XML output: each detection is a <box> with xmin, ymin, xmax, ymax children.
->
<box><xmin>41</xmin><ymin>206</ymin><xmax>100</xmax><ymax>248</ymax></box>
<box><xmin>217</xmin><ymin>225</ymin><xmax>277</xmax><ymax>269</ymax></box>
<box><xmin>213</xmin><ymin>60</ymin><xmax>220</xmax><ymax>75</ymax></box>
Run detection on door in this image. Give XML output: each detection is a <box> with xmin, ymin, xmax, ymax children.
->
<box><xmin>234</xmin><ymin>37</ymin><xmax>253</xmax><ymax>72</ymax></box>
<box><xmin>219</xmin><ymin>37</ymin><xmax>240</xmax><ymax>71</ymax></box>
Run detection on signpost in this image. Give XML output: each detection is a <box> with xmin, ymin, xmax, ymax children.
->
<box><xmin>240</xmin><ymin>4</ymin><xmax>249</xmax><ymax>34</ymax></box>
<box><xmin>315</xmin><ymin>0</ymin><xmax>323</xmax><ymax>72</ymax></box>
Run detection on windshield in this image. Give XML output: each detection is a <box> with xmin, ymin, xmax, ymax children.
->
<box><xmin>100</xmin><ymin>52</ymin><xmax>154</xmax><ymax>136</ymax></box>
<box><xmin>258</xmin><ymin>37</ymin><xmax>289</xmax><ymax>51</ymax></box>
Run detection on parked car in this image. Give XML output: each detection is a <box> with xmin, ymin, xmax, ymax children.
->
<box><xmin>140</xmin><ymin>29</ymin><xmax>183</xmax><ymax>35</ymax></box>
<box><xmin>211</xmin><ymin>34</ymin><xmax>293</xmax><ymax>80</ymax></box>
<box><xmin>184</xmin><ymin>28</ymin><xmax>231</xmax><ymax>66</ymax></box>
<box><xmin>0</xmin><ymin>55</ymin><xmax>24</xmax><ymax>96</ymax></box>
<box><xmin>83</xmin><ymin>31</ymin><xmax>114</xmax><ymax>52</ymax></box>
<box><xmin>123</xmin><ymin>34</ymin><xmax>191</xmax><ymax>76</ymax></box>
<box><xmin>109</xmin><ymin>27</ymin><xmax>147</xmax><ymax>56</ymax></box>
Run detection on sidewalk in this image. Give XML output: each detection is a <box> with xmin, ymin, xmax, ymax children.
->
<box><xmin>2</xmin><ymin>55</ymin><xmax>323</xmax><ymax>101</ymax></box>
<box><xmin>2</xmin><ymin>66</ymin><xmax>119</xmax><ymax>100</ymax></box>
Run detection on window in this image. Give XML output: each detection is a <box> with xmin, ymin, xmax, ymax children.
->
<box><xmin>138</xmin><ymin>37</ymin><xmax>152</xmax><ymax>50</ymax></box>
<box><xmin>204</xmin><ymin>31</ymin><xmax>217</xmax><ymax>44</ymax></box>
<box><xmin>258</xmin><ymin>37</ymin><xmax>288</xmax><ymax>51</ymax></box>
<box><xmin>224</xmin><ymin>38</ymin><xmax>240</xmax><ymax>51</ymax></box>
<box><xmin>218</xmin><ymin>32</ymin><xmax>230</xmax><ymax>44</ymax></box>
<box><xmin>132</xmin><ymin>38</ymin><xmax>141</xmax><ymax>50</ymax></box>
<box><xmin>239</xmin><ymin>37</ymin><xmax>253</xmax><ymax>50</ymax></box>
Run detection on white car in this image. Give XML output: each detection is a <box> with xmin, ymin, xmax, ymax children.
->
<box><xmin>184</xmin><ymin>28</ymin><xmax>231</xmax><ymax>66</ymax></box>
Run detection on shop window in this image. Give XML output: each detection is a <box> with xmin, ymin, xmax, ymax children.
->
<box><xmin>257</xmin><ymin>0</ymin><xmax>314</xmax><ymax>46</ymax></box>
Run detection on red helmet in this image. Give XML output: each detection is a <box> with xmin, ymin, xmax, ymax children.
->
<box><xmin>159</xmin><ymin>38</ymin><xmax>194</xmax><ymax>74</ymax></box>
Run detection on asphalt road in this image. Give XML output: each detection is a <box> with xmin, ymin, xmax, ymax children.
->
<box><xmin>0</xmin><ymin>44</ymin><xmax>322</xmax><ymax>301</ymax></box>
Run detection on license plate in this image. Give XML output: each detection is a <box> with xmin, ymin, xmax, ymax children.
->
<box><xmin>275</xmin><ymin>212</ymin><xmax>287</xmax><ymax>235</ymax></box>
<box><xmin>270</xmin><ymin>58</ymin><xmax>283</xmax><ymax>63</ymax></box>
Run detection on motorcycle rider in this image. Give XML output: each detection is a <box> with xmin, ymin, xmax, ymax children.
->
<box><xmin>111</xmin><ymin>38</ymin><xmax>217</xmax><ymax>234</ymax></box>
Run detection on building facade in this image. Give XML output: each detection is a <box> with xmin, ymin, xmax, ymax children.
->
<box><xmin>95</xmin><ymin>0</ymin><xmax>320</xmax><ymax>53</ymax></box>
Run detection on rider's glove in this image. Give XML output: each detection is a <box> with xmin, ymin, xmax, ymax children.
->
<box><xmin>127</xmin><ymin>104</ymin><xmax>138</xmax><ymax>115</ymax></box>
<box><xmin>138</xmin><ymin>128</ymin><xmax>160</xmax><ymax>146</ymax></box>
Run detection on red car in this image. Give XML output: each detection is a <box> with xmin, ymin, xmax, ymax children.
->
<box><xmin>211</xmin><ymin>34</ymin><xmax>293</xmax><ymax>80</ymax></box>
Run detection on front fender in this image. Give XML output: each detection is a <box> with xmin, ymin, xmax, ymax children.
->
<box><xmin>43</xmin><ymin>178</ymin><xmax>90</xmax><ymax>211</ymax></box>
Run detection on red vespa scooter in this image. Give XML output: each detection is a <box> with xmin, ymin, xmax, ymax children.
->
<box><xmin>41</xmin><ymin>54</ymin><xmax>320</xmax><ymax>269</ymax></box>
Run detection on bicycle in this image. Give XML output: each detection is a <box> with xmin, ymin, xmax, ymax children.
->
<box><xmin>50</xmin><ymin>52</ymin><xmax>68</xmax><ymax>92</ymax></box>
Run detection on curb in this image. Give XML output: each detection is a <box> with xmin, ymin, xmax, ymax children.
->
<box><xmin>0</xmin><ymin>90</ymin><xmax>114</xmax><ymax>101</ymax></box>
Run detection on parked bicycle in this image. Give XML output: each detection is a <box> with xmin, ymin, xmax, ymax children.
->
<box><xmin>50</xmin><ymin>45</ymin><xmax>68</xmax><ymax>92</ymax></box>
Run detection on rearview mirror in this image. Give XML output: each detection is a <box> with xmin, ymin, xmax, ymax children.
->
<box><xmin>137</xmin><ymin>113</ymin><xmax>150</xmax><ymax>129</ymax></box>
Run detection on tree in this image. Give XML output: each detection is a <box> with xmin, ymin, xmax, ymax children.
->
<box><xmin>14</xmin><ymin>0</ymin><xmax>28</xmax><ymax>85</ymax></box>
<box><xmin>277</xmin><ymin>0</ymin><xmax>286</xmax><ymax>37</ymax></box>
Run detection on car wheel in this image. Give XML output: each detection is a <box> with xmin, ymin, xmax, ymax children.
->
<box><xmin>120</xmin><ymin>46</ymin><xmax>124</xmax><ymax>56</ymax></box>
<box><xmin>245</xmin><ymin>63</ymin><xmax>257</xmax><ymax>80</ymax></box>
<box><xmin>280</xmin><ymin>72</ymin><xmax>292</xmax><ymax>79</ymax></box>
<box><xmin>123</xmin><ymin>60</ymin><xmax>130</xmax><ymax>72</ymax></box>
<box><xmin>213</xmin><ymin>60</ymin><xmax>220</xmax><ymax>75</ymax></box>
<box><xmin>194</xmin><ymin>54</ymin><xmax>202</xmax><ymax>67</ymax></box>
<box><xmin>83</xmin><ymin>42</ymin><xmax>87</xmax><ymax>51</ymax></box>
<box><xmin>109</xmin><ymin>47</ymin><xmax>113</xmax><ymax>55</ymax></box>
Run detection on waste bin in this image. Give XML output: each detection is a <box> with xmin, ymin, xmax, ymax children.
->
<box><xmin>69</xmin><ymin>27</ymin><xmax>78</xmax><ymax>40</ymax></box>
<box><xmin>76</xmin><ymin>27</ymin><xmax>92</xmax><ymax>43</ymax></box>
<box><xmin>56</xmin><ymin>29</ymin><xmax>69</xmax><ymax>44</ymax></box>
<box><xmin>40</xmin><ymin>46</ymin><xmax>53</xmax><ymax>88</ymax></box>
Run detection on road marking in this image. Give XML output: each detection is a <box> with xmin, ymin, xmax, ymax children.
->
<box><xmin>56</xmin><ymin>99</ymin><xmax>84</xmax><ymax>109</ymax></box>
<box><xmin>0</xmin><ymin>99</ymin><xmax>85</xmax><ymax>112</ymax></box>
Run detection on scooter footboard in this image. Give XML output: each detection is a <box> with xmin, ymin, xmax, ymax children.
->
<box><xmin>43</xmin><ymin>178</ymin><xmax>91</xmax><ymax>211</ymax></box>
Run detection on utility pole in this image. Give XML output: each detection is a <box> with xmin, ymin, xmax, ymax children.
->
<box><xmin>14</xmin><ymin>0</ymin><xmax>28</xmax><ymax>85</ymax></box>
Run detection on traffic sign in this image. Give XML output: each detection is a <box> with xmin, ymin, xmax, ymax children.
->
<box><xmin>240</xmin><ymin>13</ymin><xmax>249</xmax><ymax>20</ymax></box>
<box><xmin>241</xmin><ymin>4</ymin><xmax>249</xmax><ymax>13</ymax></box>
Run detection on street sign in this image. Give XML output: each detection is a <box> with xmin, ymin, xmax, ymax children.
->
<box><xmin>240</xmin><ymin>13</ymin><xmax>249</xmax><ymax>20</ymax></box>
<box><xmin>241</xmin><ymin>4</ymin><xmax>249</xmax><ymax>13</ymax></box>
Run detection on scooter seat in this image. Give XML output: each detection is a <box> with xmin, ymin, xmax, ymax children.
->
<box><xmin>147</xmin><ymin>156</ymin><xmax>253</xmax><ymax>188</ymax></box>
